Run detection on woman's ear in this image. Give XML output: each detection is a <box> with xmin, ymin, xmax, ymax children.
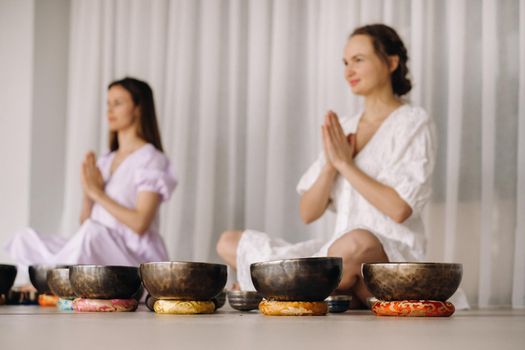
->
<box><xmin>388</xmin><ymin>55</ymin><xmax>400</xmax><ymax>73</ymax></box>
<box><xmin>133</xmin><ymin>105</ymin><xmax>141</xmax><ymax>121</ymax></box>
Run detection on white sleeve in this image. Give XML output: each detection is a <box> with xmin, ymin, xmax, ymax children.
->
<box><xmin>377</xmin><ymin>110</ymin><xmax>437</xmax><ymax>215</ymax></box>
<box><xmin>296</xmin><ymin>152</ymin><xmax>325</xmax><ymax>195</ymax></box>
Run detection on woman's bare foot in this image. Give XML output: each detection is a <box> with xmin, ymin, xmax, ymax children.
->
<box><xmin>229</xmin><ymin>282</ymin><xmax>240</xmax><ymax>291</ymax></box>
<box><xmin>17</xmin><ymin>284</ymin><xmax>37</xmax><ymax>293</ymax></box>
<box><xmin>330</xmin><ymin>290</ymin><xmax>369</xmax><ymax>309</ymax></box>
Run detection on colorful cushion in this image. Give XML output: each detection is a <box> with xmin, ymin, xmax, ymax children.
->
<box><xmin>371</xmin><ymin>300</ymin><xmax>455</xmax><ymax>317</ymax></box>
<box><xmin>73</xmin><ymin>298</ymin><xmax>138</xmax><ymax>312</ymax></box>
<box><xmin>153</xmin><ymin>300</ymin><xmax>215</xmax><ymax>314</ymax></box>
<box><xmin>57</xmin><ymin>298</ymin><xmax>74</xmax><ymax>311</ymax></box>
<box><xmin>38</xmin><ymin>294</ymin><xmax>59</xmax><ymax>307</ymax></box>
<box><xmin>259</xmin><ymin>300</ymin><xmax>328</xmax><ymax>316</ymax></box>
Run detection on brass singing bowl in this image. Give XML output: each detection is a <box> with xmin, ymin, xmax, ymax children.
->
<box><xmin>69</xmin><ymin>265</ymin><xmax>141</xmax><ymax>299</ymax></box>
<box><xmin>227</xmin><ymin>290</ymin><xmax>262</xmax><ymax>311</ymax></box>
<box><xmin>29</xmin><ymin>265</ymin><xmax>66</xmax><ymax>294</ymax></box>
<box><xmin>47</xmin><ymin>268</ymin><xmax>75</xmax><ymax>299</ymax></box>
<box><xmin>0</xmin><ymin>264</ymin><xmax>17</xmax><ymax>295</ymax></box>
<box><xmin>140</xmin><ymin>261</ymin><xmax>227</xmax><ymax>301</ymax></box>
<box><xmin>250</xmin><ymin>257</ymin><xmax>342</xmax><ymax>301</ymax></box>
<box><xmin>362</xmin><ymin>262</ymin><xmax>463</xmax><ymax>301</ymax></box>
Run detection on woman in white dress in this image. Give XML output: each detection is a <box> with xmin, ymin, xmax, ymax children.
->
<box><xmin>5</xmin><ymin>77</ymin><xmax>177</xmax><ymax>287</ymax></box>
<box><xmin>216</xmin><ymin>24</ymin><xmax>437</xmax><ymax>306</ymax></box>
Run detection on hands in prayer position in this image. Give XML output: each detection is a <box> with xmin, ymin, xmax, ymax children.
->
<box><xmin>322</xmin><ymin>110</ymin><xmax>356</xmax><ymax>173</ymax></box>
<box><xmin>81</xmin><ymin>152</ymin><xmax>105</xmax><ymax>201</ymax></box>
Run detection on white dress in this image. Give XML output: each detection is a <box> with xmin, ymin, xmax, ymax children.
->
<box><xmin>4</xmin><ymin>143</ymin><xmax>177</xmax><ymax>285</ymax></box>
<box><xmin>237</xmin><ymin>105</ymin><xmax>437</xmax><ymax>289</ymax></box>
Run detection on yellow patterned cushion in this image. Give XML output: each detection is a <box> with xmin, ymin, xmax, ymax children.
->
<box><xmin>153</xmin><ymin>300</ymin><xmax>216</xmax><ymax>314</ymax></box>
<box><xmin>259</xmin><ymin>300</ymin><xmax>328</xmax><ymax>316</ymax></box>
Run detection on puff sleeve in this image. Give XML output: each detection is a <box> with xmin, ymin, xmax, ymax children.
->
<box><xmin>377</xmin><ymin>109</ymin><xmax>436</xmax><ymax>216</ymax></box>
<box><xmin>134</xmin><ymin>154</ymin><xmax>178</xmax><ymax>201</ymax></box>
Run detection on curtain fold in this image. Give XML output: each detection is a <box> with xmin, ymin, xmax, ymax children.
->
<box><xmin>61</xmin><ymin>0</ymin><xmax>524</xmax><ymax>308</ymax></box>
<box><xmin>513</xmin><ymin>0</ymin><xmax>525</xmax><ymax>309</ymax></box>
<box><xmin>479</xmin><ymin>0</ymin><xmax>497</xmax><ymax>308</ymax></box>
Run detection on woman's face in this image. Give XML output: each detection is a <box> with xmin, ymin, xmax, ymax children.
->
<box><xmin>343</xmin><ymin>34</ymin><xmax>393</xmax><ymax>96</ymax></box>
<box><xmin>107</xmin><ymin>85</ymin><xmax>139</xmax><ymax>132</ymax></box>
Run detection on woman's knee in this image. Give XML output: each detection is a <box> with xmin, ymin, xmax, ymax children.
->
<box><xmin>327</xmin><ymin>229</ymin><xmax>384</xmax><ymax>262</ymax></box>
<box><xmin>216</xmin><ymin>230</ymin><xmax>243</xmax><ymax>257</ymax></box>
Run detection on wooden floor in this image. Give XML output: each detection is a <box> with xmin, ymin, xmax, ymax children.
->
<box><xmin>0</xmin><ymin>305</ymin><xmax>524</xmax><ymax>350</ymax></box>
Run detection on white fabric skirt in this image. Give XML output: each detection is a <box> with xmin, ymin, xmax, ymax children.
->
<box><xmin>4</xmin><ymin>219</ymin><xmax>144</xmax><ymax>285</ymax></box>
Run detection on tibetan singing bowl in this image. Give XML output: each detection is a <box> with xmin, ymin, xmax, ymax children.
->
<box><xmin>212</xmin><ymin>289</ymin><xmax>227</xmax><ymax>309</ymax></box>
<box><xmin>47</xmin><ymin>268</ymin><xmax>75</xmax><ymax>299</ymax></box>
<box><xmin>140</xmin><ymin>261</ymin><xmax>227</xmax><ymax>300</ymax></box>
<box><xmin>250</xmin><ymin>257</ymin><xmax>342</xmax><ymax>301</ymax></box>
<box><xmin>29</xmin><ymin>265</ymin><xmax>65</xmax><ymax>294</ymax></box>
<box><xmin>0</xmin><ymin>264</ymin><xmax>17</xmax><ymax>295</ymax></box>
<box><xmin>362</xmin><ymin>262</ymin><xmax>463</xmax><ymax>301</ymax></box>
<box><xmin>69</xmin><ymin>265</ymin><xmax>141</xmax><ymax>299</ymax></box>
<box><xmin>227</xmin><ymin>290</ymin><xmax>262</xmax><ymax>311</ymax></box>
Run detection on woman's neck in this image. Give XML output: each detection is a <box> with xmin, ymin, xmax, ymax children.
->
<box><xmin>117</xmin><ymin>127</ymin><xmax>145</xmax><ymax>153</ymax></box>
<box><xmin>362</xmin><ymin>84</ymin><xmax>402</xmax><ymax>123</ymax></box>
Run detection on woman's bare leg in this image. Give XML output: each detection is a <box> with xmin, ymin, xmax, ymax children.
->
<box><xmin>327</xmin><ymin>229</ymin><xmax>388</xmax><ymax>305</ymax></box>
<box><xmin>216</xmin><ymin>230</ymin><xmax>243</xmax><ymax>269</ymax></box>
<box><xmin>17</xmin><ymin>284</ymin><xmax>37</xmax><ymax>293</ymax></box>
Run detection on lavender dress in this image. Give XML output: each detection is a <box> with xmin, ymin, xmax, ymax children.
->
<box><xmin>4</xmin><ymin>144</ymin><xmax>177</xmax><ymax>285</ymax></box>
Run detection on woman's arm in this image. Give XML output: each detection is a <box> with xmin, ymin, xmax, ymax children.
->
<box><xmin>300</xmin><ymin>111</ymin><xmax>346</xmax><ymax>224</ymax></box>
<box><xmin>90</xmin><ymin>191</ymin><xmax>161</xmax><ymax>235</ymax></box>
<box><xmin>79</xmin><ymin>195</ymin><xmax>94</xmax><ymax>224</ymax></box>
<box><xmin>81</xmin><ymin>152</ymin><xmax>161</xmax><ymax>235</ymax></box>
<box><xmin>79</xmin><ymin>153</ymin><xmax>95</xmax><ymax>224</ymax></box>
<box><xmin>324</xmin><ymin>111</ymin><xmax>412</xmax><ymax>223</ymax></box>
<box><xmin>299</xmin><ymin>164</ymin><xmax>338</xmax><ymax>224</ymax></box>
<box><xmin>337</xmin><ymin>163</ymin><xmax>412</xmax><ymax>223</ymax></box>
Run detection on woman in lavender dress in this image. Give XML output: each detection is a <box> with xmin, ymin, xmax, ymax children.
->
<box><xmin>5</xmin><ymin>77</ymin><xmax>176</xmax><ymax>286</ymax></box>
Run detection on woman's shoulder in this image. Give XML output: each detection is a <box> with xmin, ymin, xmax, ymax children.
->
<box><xmin>396</xmin><ymin>105</ymin><xmax>431</xmax><ymax>126</ymax></box>
<box><xmin>136</xmin><ymin>143</ymin><xmax>171</xmax><ymax>170</ymax></box>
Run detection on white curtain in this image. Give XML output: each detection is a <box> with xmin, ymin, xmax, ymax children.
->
<box><xmin>61</xmin><ymin>0</ymin><xmax>525</xmax><ymax>308</ymax></box>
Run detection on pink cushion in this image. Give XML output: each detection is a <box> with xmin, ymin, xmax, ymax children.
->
<box><xmin>73</xmin><ymin>298</ymin><xmax>138</xmax><ymax>312</ymax></box>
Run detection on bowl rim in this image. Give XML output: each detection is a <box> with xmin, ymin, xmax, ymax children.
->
<box><xmin>69</xmin><ymin>264</ymin><xmax>138</xmax><ymax>270</ymax></box>
<box><xmin>0</xmin><ymin>264</ymin><xmax>17</xmax><ymax>270</ymax></box>
<box><xmin>29</xmin><ymin>264</ymin><xmax>61</xmax><ymax>269</ymax></box>
<box><xmin>326</xmin><ymin>295</ymin><xmax>353</xmax><ymax>301</ymax></box>
<box><xmin>49</xmin><ymin>267</ymin><xmax>71</xmax><ymax>272</ymax></box>
<box><xmin>140</xmin><ymin>261</ymin><xmax>227</xmax><ymax>269</ymax></box>
<box><xmin>227</xmin><ymin>290</ymin><xmax>262</xmax><ymax>297</ymax></box>
<box><xmin>251</xmin><ymin>257</ymin><xmax>342</xmax><ymax>268</ymax></box>
<box><xmin>362</xmin><ymin>262</ymin><xmax>462</xmax><ymax>268</ymax></box>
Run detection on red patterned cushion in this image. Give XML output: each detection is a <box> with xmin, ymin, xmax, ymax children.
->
<box><xmin>371</xmin><ymin>300</ymin><xmax>455</xmax><ymax>317</ymax></box>
<box><xmin>73</xmin><ymin>298</ymin><xmax>138</xmax><ymax>312</ymax></box>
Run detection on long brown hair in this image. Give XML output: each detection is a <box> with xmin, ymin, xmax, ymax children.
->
<box><xmin>107</xmin><ymin>77</ymin><xmax>164</xmax><ymax>152</ymax></box>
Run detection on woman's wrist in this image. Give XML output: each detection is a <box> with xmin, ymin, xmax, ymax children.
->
<box><xmin>83</xmin><ymin>194</ymin><xmax>94</xmax><ymax>204</ymax></box>
<box><xmin>91</xmin><ymin>189</ymin><xmax>105</xmax><ymax>203</ymax></box>
<box><xmin>321</xmin><ymin>163</ymin><xmax>338</xmax><ymax>179</ymax></box>
<box><xmin>338</xmin><ymin>161</ymin><xmax>359</xmax><ymax>180</ymax></box>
